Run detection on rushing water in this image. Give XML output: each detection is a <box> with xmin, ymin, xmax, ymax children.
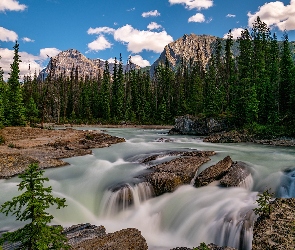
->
<box><xmin>1</xmin><ymin>127</ymin><xmax>295</xmax><ymax>249</ymax></box>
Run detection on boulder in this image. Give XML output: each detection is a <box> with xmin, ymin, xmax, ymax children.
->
<box><xmin>194</xmin><ymin>156</ymin><xmax>233</xmax><ymax>187</ymax></box>
<box><xmin>203</xmin><ymin>130</ymin><xmax>254</xmax><ymax>143</ymax></box>
<box><xmin>220</xmin><ymin>161</ymin><xmax>253</xmax><ymax>189</ymax></box>
<box><xmin>194</xmin><ymin>157</ymin><xmax>253</xmax><ymax>189</ymax></box>
<box><xmin>171</xmin><ymin>243</ymin><xmax>237</xmax><ymax>250</ymax></box>
<box><xmin>252</xmin><ymin>198</ymin><xmax>295</xmax><ymax>249</ymax></box>
<box><xmin>141</xmin><ymin>151</ymin><xmax>215</xmax><ymax>196</ymax></box>
<box><xmin>71</xmin><ymin>227</ymin><xmax>148</xmax><ymax>250</ymax></box>
<box><xmin>65</xmin><ymin>223</ymin><xmax>106</xmax><ymax>247</ymax></box>
<box><xmin>169</xmin><ymin>115</ymin><xmax>230</xmax><ymax>135</ymax></box>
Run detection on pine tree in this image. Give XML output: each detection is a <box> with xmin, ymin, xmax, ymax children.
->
<box><xmin>251</xmin><ymin>16</ymin><xmax>270</xmax><ymax>124</ymax></box>
<box><xmin>99</xmin><ymin>60</ymin><xmax>111</xmax><ymax>120</ymax></box>
<box><xmin>236</xmin><ymin>28</ymin><xmax>259</xmax><ymax>125</ymax></box>
<box><xmin>0</xmin><ymin>163</ymin><xmax>69</xmax><ymax>249</ymax></box>
<box><xmin>265</xmin><ymin>33</ymin><xmax>280</xmax><ymax>124</ymax></box>
<box><xmin>26</xmin><ymin>97</ymin><xmax>39</xmax><ymax>126</ymax></box>
<box><xmin>279</xmin><ymin>32</ymin><xmax>295</xmax><ymax>120</ymax></box>
<box><xmin>225</xmin><ymin>29</ymin><xmax>237</xmax><ymax>114</ymax></box>
<box><xmin>6</xmin><ymin>41</ymin><xmax>26</xmax><ymax>126</ymax></box>
<box><xmin>0</xmin><ymin>59</ymin><xmax>6</xmax><ymax>126</ymax></box>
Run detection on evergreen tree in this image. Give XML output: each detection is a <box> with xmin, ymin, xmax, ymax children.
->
<box><xmin>99</xmin><ymin>60</ymin><xmax>111</xmax><ymax>120</ymax></box>
<box><xmin>236</xmin><ymin>28</ymin><xmax>259</xmax><ymax>124</ymax></box>
<box><xmin>0</xmin><ymin>163</ymin><xmax>69</xmax><ymax>249</ymax></box>
<box><xmin>0</xmin><ymin>59</ymin><xmax>6</xmax><ymax>126</ymax></box>
<box><xmin>26</xmin><ymin>97</ymin><xmax>39</xmax><ymax>126</ymax></box>
<box><xmin>225</xmin><ymin>30</ymin><xmax>237</xmax><ymax>114</ymax></box>
<box><xmin>251</xmin><ymin>16</ymin><xmax>270</xmax><ymax>124</ymax></box>
<box><xmin>6</xmin><ymin>41</ymin><xmax>26</xmax><ymax>126</ymax></box>
<box><xmin>279</xmin><ymin>32</ymin><xmax>295</xmax><ymax>120</ymax></box>
<box><xmin>265</xmin><ymin>33</ymin><xmax>280</xmax><ymax>124</ymax></box>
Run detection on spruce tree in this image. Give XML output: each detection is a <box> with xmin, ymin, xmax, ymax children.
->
<box><xmin>99</xmin><ymin>60</ymin><xmax>111</xmax><ymax>120</ymax></box>
<box><xmin>0</xmin><ymin>163</ymin><xmax>69</xmax><ymax>249</ymax></box>
<box><xmin>6</xmin><ymin>41</ymin><xmax>26</xmax><ymax>126</ymax></box>
<box><xmin>279</xmin><ymin>32</ymin><xmax>295</xmax><ymax>120</ymax></box>
<box><xmin>0</xmin><ymin>60</ymin><xmax>6</xmax><ymax>126</ymax></box>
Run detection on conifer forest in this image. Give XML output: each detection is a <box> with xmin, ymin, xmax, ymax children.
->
<box><xmin>0</xmin><ymin>17</ymin><xmax>295</xmax><ymax>136</ymax></box>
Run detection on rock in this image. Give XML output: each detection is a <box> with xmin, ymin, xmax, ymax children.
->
<box><xmin>0</xmin><ymin>127</ymin><xmax>125</xmax><ymax>178</ymax></box>
<box><xmin>0</xmin><ymin>153</ymin><xmax>39</xmax><ymax>178</ymax></box>
<box><xmin>252</xmin><ymin>198</ymin><xmax>295</xmax><ymax>250</ymax></box>
<box><xmin>38</xmin><ymin>49</ymin><xmax>140</xmax><ymax>82</ymax></box>
<box><xmin>194</xmin><ymin>156</ymin><xmax>233</xmax><ymax>187</ymax></box>
<box><xmin>71</xmin><ymin>227</ymin><xmax>148</xmax><ymax>250</ymax></box>
<box><xmin>141</xmin><ymin>151</ymin><xmax>214</xmax><ymax>196</ymax></box>
<box><xmin>154</xmin><ymin>137</ymin><xmax>173</xmax><ymax>142</ymax></box>
<box><xmin>65</xmin><ymin>223</ymin><xmax>106</xmax><ymax>247</ymax></box>
<box><xmin>203</xmin><ymin>130</ymin><xmax>255</xmax><ymax>143</ymax></box>
<box><xmin>169</xmin><ymin>115</ymin><xmax>230</xmax><ymax>135</ymax></box>
<box><xmin>140</xmin><ymin>150</ymin><xmax>215</xmax><ymax>165</ymax></box>
<box><xmin>171</xmin><ymin>243</ymin><xmax>237</xmax><ymax>250</ymax></box>
<box><xmin>220</xmin><ymin>161</ymin><xmax>253</xmax><ymax>189</ymax></box>
<box><xmin>150</xmin><ymin>34</ymin><xmax>218</xmax><ymax>76</ymax></box>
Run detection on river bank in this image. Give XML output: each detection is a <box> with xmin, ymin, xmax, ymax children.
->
<box><xmin>0</xmin><ymin>126</ymin><xmax>125</xmax><ymax>178</ymax></box>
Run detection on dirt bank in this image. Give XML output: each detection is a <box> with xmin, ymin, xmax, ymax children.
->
<box><xmin>0</xmin><ymin>127</ymin><xmax>125</xmax><ymax>179</ymax></box>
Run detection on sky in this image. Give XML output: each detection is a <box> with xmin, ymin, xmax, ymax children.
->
<box><xmin>1</xmin><ymin>0</ymin><xmax>295</xmax><ymax>80</ymax></box>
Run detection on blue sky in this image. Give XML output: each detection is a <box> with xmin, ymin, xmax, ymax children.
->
<box><xmin>1</xmin><ymin>0</ymin><xmax>295</xmax><ymax>79</ymax></box>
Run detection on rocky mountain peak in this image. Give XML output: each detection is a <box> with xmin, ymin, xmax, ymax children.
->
<box><xmin>39</xmin><ymin>49</ymin><xmax>141</xmax><ymax>81</ymax></box>
<box><xmin>150</xmin><ymin>33</ymin><xmax>218</xmax><ymax>74</ymax></box>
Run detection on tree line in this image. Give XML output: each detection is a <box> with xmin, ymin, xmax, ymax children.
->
<box><xmin>0</xmin><ymin>17</ymin><xmax>295</xmax><ymax>135</ymax></box>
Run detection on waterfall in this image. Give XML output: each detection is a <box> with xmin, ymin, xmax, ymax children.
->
<box><xmin>2</xmin><ymin>128</ymin><xmax>295</xmax><ymax>249</ymax></box>
<box><xmin>278</xmin><ymin>168</ymin><xmax>295</xmax><ymax>197</ymax></box>
<box><xmin>100</xmin><ymin>182</ymin><xmax>154</xmax><ymax>217</ymax></box>
<box><xmin>238</xmin><ymin>174</ymin><xmax>254</xmax><ymax>191</ymax></box>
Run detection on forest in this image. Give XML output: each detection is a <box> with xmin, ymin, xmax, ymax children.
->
<box><xmin>0</xmin><ymin>17</ymin><xmax>295</xmax><ymax>137</ymax></box>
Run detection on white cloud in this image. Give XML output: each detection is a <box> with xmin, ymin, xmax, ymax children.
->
<box><xmin>22</xmin><ymin>37</ymin><xmax>34</xmax><ymax>43</ymax></box>
<box><xmin>39</xmin><ymin>48</ymin><xmax>61</xmax><ymax>59</ymax></box>
<box><xmin>130</xmin><ymin>55</ymin><xmax>150</xmax><ymax>67</ymax></box>
<box><xmin>87</xmin><ymin>27</ymin><xmax>115</xmax><ymax>35</ymax></box>
<box><xmin>0</xmin><ymin>0</ymin><xmax>27</xmax><ymax>12</ymax></box>
<box><xmin>114</xmin><ymin>24</ymin><xmax>173</xmax><ymax>53</ymax></box>
<box><xmin>0</xmin><ymin>26</ymin><xmax>18</xmax><ymax>42</ymax></box>
<box><xmin>248</xmin><ymin>0</ymin><xmax>295</xmax><ymax>31</ymax></box>
<box><xmin>142</xmin><ymin>10</ymin><xmax>160</xmax><ymax>17</ymax></box>
<box><xmin>223</xmin><ymin>28</ymin><xmax>244</xmax><ymax>39</ymax></box>
<box><xmin>226</xmin><ymin>14</ymin><xmax>236</xmax><ymax>18</ymax></box>
<box><xmin>147</xmin><ymin>22</ymin><xmax>162</xmax><ymax>30</ymax></box>
<box><xmin>87</xmin><ymin>24</ymin><xmax>173</xmax><ymax>53</ymax></box>
<box><xmin>0</xmin><ymin>48</ymin><xmax>43</xmax><ymax>80</ymax></box>
<box><xmin>168</xmin><ymin>0</ymin><xmax>213</xmax><ymax>10</ymax></box>
<box><xmin>87</xmin><ymin>35</ymin><xmax>112</xmax><ymax>52</ymax></box>
<box><xmin>188</xmin><ymin>13</ymin><xmax>205</xmax><ymax>23</ymax></box>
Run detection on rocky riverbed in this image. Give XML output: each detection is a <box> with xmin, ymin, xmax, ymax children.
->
<box><xmin>0</xmin><ymin>127</ymin><xmax>125</xmax><ymax>178</ymax></box>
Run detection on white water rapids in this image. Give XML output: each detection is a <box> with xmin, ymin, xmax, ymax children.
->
<box><xmin>1</xmin><ymin>128</ymin><xmax>295</xmax><ymax>249</ymax></box>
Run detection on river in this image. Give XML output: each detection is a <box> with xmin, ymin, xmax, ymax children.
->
<box><xmin>0</xmin><ymin>127</ymin><xmax>295</xmax><ymax>249</ymax></box>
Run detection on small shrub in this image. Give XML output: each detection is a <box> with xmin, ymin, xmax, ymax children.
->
<box><xmin>8</xmin><ymin>143</ymin><xmax>15</xmax><ymax>148</ymax></box>
<box><xmin>0</xmin><ymin>135</ymin><xmax>5</xmax><ymax>144</ymax></box>
<box><xmin>253</xmin><ymin>189</ymin><xmax>273</xmax><ymax>218</ymax></box>
<box><xmin>85</xmin><ymin>133</ymin><xmax>94</xmax><ymax>140</ymax></box>
<box><xmin>194</xmin><ymin>242</ymin><xmax>209</xmax><ymax>250</ymax></box>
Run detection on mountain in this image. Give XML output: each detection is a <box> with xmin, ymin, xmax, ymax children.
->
<box><xmin>150</xmin><ymin>34</ymin><xmax>218</xmax><ymax>74</ymax></box>
<box><xmin>39</xmin><ymin>49</ymin><xmax>140</xmax><ymax>81</ymax></box>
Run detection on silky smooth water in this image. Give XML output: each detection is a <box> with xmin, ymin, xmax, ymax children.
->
<box><xmin>1</xmin><ymin>128</ymin><xmax>295</xmax><ymax>249</ymax></box>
